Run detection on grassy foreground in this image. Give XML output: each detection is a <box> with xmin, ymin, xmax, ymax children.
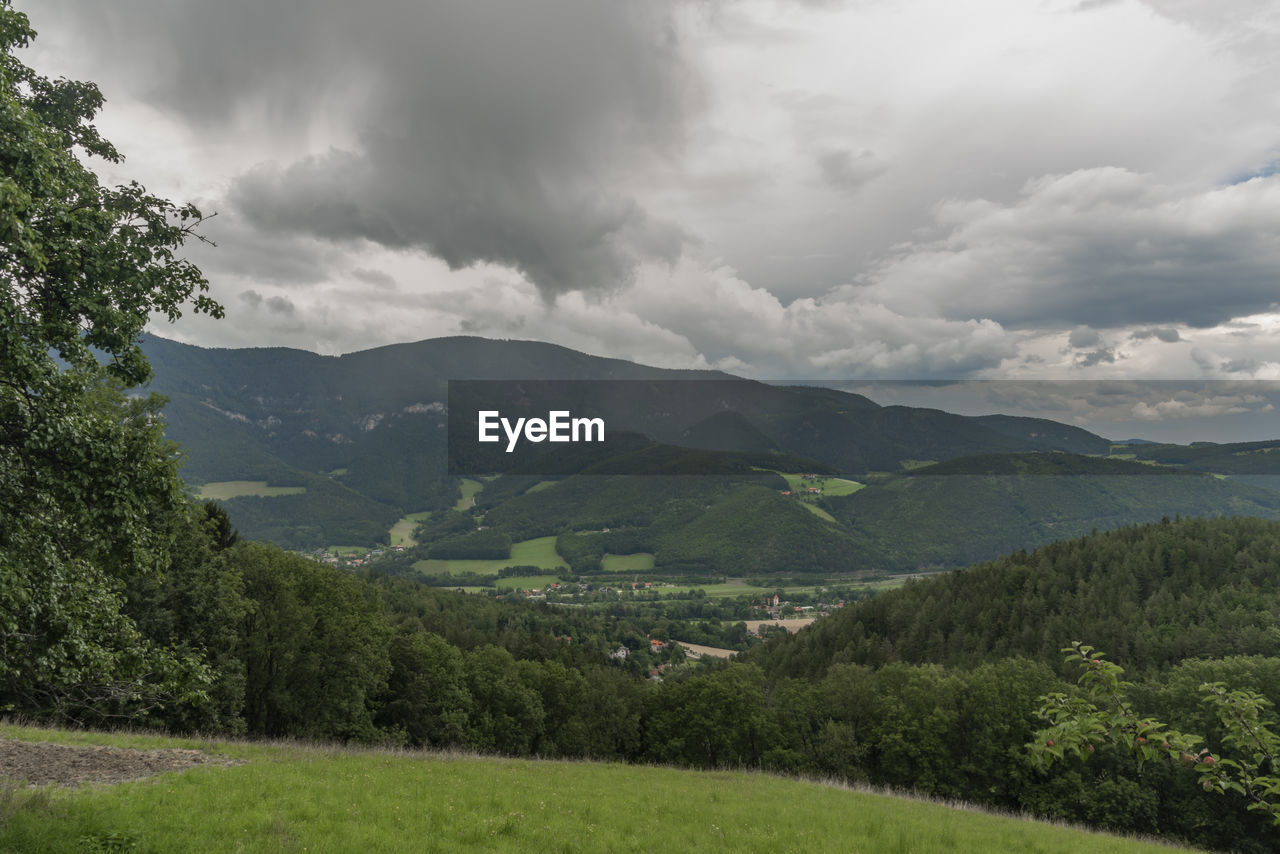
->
<box><xmin>0</xmin><ymin>725</ymin><xmax>1186</xmax><ymax>854</ymax></box>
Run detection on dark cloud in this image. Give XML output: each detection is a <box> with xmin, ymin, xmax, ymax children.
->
<box><xmin>43</xmin><ymin>0</ymin><xmax>697</xmax><ymax>296</ymax></box>
<box><xmin>1130</xmin><ymin>326</ymin><xmax>1182</xmax><ymax>343</ymax></box>
<box><xmin>350</xmin><ymin>268</ymin><xmax>397</xmax><ymax>289</ymax></box>
<box><xmin>265</xmin><ymin>296</ymin><xmax>295</xmax><ymax>315</ymax></box>
<box><xmin>863</xmin><ymin>169</ymin><xmax>1280</xmax><ymax>331</ymax></box>
<box><xmin>1075</xmin><ymin>347</ymin><xmax>1117</xmax><ymax>368</ymax></box>
<box><xmin>1068</xmin><ymin>326</ymin><xmax>1100</xmax><ymax>348</ymax></box>
<box><xmin>1220</xmin><ymin>358</ymin><xmax>1260</xmax><ymax>373</ymax></box>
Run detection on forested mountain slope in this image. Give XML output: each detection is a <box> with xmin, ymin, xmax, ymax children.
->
<box><xmin>748</xmin><ymin>515</ymin><xmax>1280</xmax><ymax>679</ymax></box>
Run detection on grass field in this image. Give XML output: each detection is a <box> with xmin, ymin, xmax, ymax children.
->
<box><xmin>526</xmin><ymin>480</ymin><xmax>559</xmax><ymax>493</ymax></box>
<box><xmin>765</xmin><ymin>471</ymin><xmax>865</xmax><ymax>497</ymax></box>
<box><xmin>600</xmin><ymin>552</ymin><xmax>656</xmax><ymax>572</ymax></box>
<box><xmin>798</xmin><ymin>502</ymin><xmax>837</xmax><ymax>523</ymax></box>
<box><xmin>0</xmin><ymin>724</ymin><xmax>1187</xmax><ymax>853</ymax></box>
<box><xmin>388</xmin><ymin>511</ymin><xmax>432</xmax><ymax>547</ymax></box>
<box><xmin>413</xmin><ymin>536</ymin><xmax>567</xmax><ymax>578</ymax></box>
<box><xmin>455</xmin><ymin>478</ymin><xmax>484</xmax><ymax>511</ymax></box>
<box><xmin>326</xmin><ymin>545</ymin><xmax>367</xmax><ymax>557</ymax></box>
<box><xmin>494</xmin><ymin>574</ymin><xmax>563</xmax><ymax>591</ymax></box>
<box><xmin>195</xmin><ymin>481</ymin><xmax>307</xmax><ymax>501</ymax></box>
<box><xmin>646</xmin><ymin>583</ymin><xmax>776</xmax><ymax>598</ymax></box>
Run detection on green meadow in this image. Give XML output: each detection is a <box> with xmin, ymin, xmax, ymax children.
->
<box><xmin>388</xmin><ymin>511</ymin><xmax>432</xmax><ymax>547</ymax></box>
<box><xmin>599</xmin><ymin>552</ymin><xmax>656</xmax><ymax>572</ymax></box>
<box><xmin>455</xmin><ymin>478</ymin><xmax>485</xmax><ymax>511</ymax></box>
<box><xmin>0</xmin><ymin>725</ymin><xmax>1186</xmax><ymax>854</ymax></box>
<box><xmin>767</xmin><ymin>471</ymin><xmax>865</xmax><ymax>496</ymax></box>
<box><xmin>494</xmin><ymin>574</ymin><xmax>563</xmax><ymax>591</ymax></box>
<box><xmin>413</xmin><ymin>535</ymin><xmax>567</xmax><ymax>578</ymax></box>
<box><xmin>195</xmin><ymin>481</ymin><xmax>307</xmax><ymax>501</ymax></box>
<box><xmin>798</xmin><ymin>502</ymin><xmax>837</xmax><ymax>522</ymax></box>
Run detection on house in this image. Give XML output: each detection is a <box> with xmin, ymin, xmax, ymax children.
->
<box><xmin>611</xmin><ymin>646</ymin><xmax>629</xmax><ymax>660</ymax></box>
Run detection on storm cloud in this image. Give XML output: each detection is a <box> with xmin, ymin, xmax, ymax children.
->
<box><xmin>19</xmin><ymin>0</ymin><xmax>1280</xmax><ymax>389</ymax></box>
<box><xmin>37</xmin><ymin>0</ymin><xmax>697</xmax><ymax>295</ymax></box>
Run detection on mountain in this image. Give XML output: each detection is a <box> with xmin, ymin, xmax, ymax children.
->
<box><xmin>142</xmin><ymin>334</ymin><xmax>1108</xmax><ymax>483</ymax></box>
<box><xmin>140</xmin><ymin>335</ymin><xmax>1280</xmax><ymax>565</ymax></box>
<box><xmin>824</xmin><ymin>454</ymin><xmax>1280</xmax><ymax>570</ymax></box>
<box><xmin>1120</xmin><ymin>438</ymin><xmax>1280</xmax><ymax>473</ymax></box>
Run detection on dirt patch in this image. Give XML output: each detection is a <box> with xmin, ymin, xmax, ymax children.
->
<box><xmin>0</xmin><ymin>738</ymin><xmax>241</xmax><ymax>787</ymax></box>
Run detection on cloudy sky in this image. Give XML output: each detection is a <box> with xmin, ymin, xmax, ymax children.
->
<box><xmin>17</xmin><ymin>0</ymin><xmax>1280</xmax><ymax>437</ymax></box>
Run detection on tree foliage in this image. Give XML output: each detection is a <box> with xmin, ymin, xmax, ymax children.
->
<box><xmin>0</xmin><ymin>2</ymin><xmax>221</xmax><ymax>719</ymax></box>
<box><xmin>1030</xmin><ymin>642</ymin><xmax>1280</xmax><ymax>826</ymax></box>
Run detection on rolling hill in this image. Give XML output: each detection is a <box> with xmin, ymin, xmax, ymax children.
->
<box><xmin>141</xmin><ymin>335</ymin><xmax>1280</xmax><ymax>568</ymax></box>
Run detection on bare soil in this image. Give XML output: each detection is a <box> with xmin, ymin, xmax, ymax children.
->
<box><xmin>0</xmin><ymin>737</ymin><xmax>240</xmax><ymax>787</ymax></box>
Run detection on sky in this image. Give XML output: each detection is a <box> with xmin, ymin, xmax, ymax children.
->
<box><xmin>16</xmin><ymin>0</ymin><xmax>1280</xmax><ymax>440</ymax></box>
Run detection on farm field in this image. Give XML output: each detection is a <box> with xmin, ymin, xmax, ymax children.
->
<box><xmin>783</xmin><ymin>474</ymin><xmax>864</xmax><ymax>496</ymax></box>
<box><xmin>455</xmin><ymin>478</ymin><xmax>485</xmax><ymax>511</ymax></box>
<box><xmin>195</xmin><ymin>481</ymin><xmax>306</xmax><ymax>500</ymax></box>
<box><xmin>600</xmin><ymin>552</ymin><xmax>655</xmax><ymax>572</ymax></box>
<box><xmin>494</xmin><ymin>574</ymin><xmax>563</xmax><ymax>591</ymax></box>
<box><xmin>413</xmin><ymin>536</ymin><xmax>567</xmax><ymax>578</ymax></box>
<box><xmin>646</xmin><ymin>582</ymin><xmax>777</xmax><ymax>598</ymax></box>
<box><xmin>388</xmin><ymin>511</ymin><xmax>432</xmax><ymax>547</ymax></box>
<box><xmin>0</xmin><ymin>724</ymin><xmax>1189</xmax><ymax>854</ymax></box>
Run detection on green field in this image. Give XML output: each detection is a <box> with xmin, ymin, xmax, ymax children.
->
<box><xmin>389</xmin><ymin>511</ymin><xmax>432</xmax><ymax>547</ymax></box>
<box><xmin>494</xmin><ymin>574</ymin><xmax>563</xmax><ymax>591</ymax></box>
<box><xmin>783</xmin><ymin>474</ymin><xmax>864</xmax><ymax>496</ymax></box>
<box><xmin>798</xmin><ymin>502</ymin><xmax>837</xmax><ymax>523</ymax></box>
<box><xmin>413</xmin><ymin>536</ymin><xmax>567</xmax><ymax>578</ymax></box>
<box><xmin>641</xmin><ymin>583</ymin><xmax>775</xmax><ymax>598</ymax></box>
<box><xmin>455</xmin><ymin>478</ymin><xmax>484</xmax><ymax>511</ymax></box>
<box><xmin>195</xmin><ymin>481</ymin><xmax>307</xmax><ymax>500</ymax></box>
<box><xmin>326</xmin><ymin>545</ymin><xmax>367</xmax><ymax>557</ymax></box>
<box><xmin>600</xmin><ymin>552</ymin><xmax>656</xmax><ymax>572</ymax></box>
<box><xmin>526</xmin><ymin>480</ymin><xmax>559</xmax><ymax>493</ymax></box>
<box><xmin>0</xmin><ymin>724</ymin><xmax>1185</xmax><ymax>853</ymax></box>
<box><xmin>765</xmin><ymin>471</ymin><xmax>865</xmax><ymax>497</ymax></box>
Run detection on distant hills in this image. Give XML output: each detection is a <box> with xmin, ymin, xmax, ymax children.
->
<box><xmin>141</xmin><ymin>334</ymin><xmax>1280</xmax><ymax>568</ymax></box>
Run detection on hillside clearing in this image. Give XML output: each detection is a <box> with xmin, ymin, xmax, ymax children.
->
<box><xmin>388</xmin><ymin>511</ymin><xmax>432</xmax><ymax>547</ymax></box>
<box><xmin>600</xmin><ymin>552</ymin><xmax>656</xmax><ymax>572</ymax></box>
<box><xmin>0</xmin><ymin>725</ymin><xmax>1187</xmax><ymax>853</ymax></box>
<box><xmin>455</xmin><ymin>478</ymin><xmax>484</xmax><ymax>511</ymax></box>
<box><xmin>413</xmin><ymin>535</ymin><xmax>567</xmax><ymax>577</ymax></box>
<box><xmin>195</xmin><ymin>481</ymin><xmax>306</xmax><ymax>500</ymax></box>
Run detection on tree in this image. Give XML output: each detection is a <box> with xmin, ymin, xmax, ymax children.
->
<box><xmin>237</xmin><ymin>543</ymin><xmax>391</xmax><ymax>742</ymax></box>
<box><xmin>0</xmin><ymin>2</ymin><xmax>222</xmax><ymax>720</ymax></box>
<box><xmin>1029</xmin><ymin>642</ymin><xmax>1280</xmax><ymax>827</ymax></box>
